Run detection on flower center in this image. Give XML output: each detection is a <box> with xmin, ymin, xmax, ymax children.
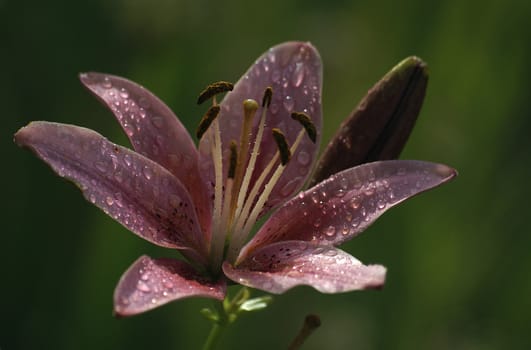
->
<box><xmin>196</xmin><ymin>83</ymin><xmax>315</xmax><ymax>272</ymax></box>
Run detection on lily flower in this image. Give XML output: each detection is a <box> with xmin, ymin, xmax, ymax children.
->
<box><xmin>14</xmin><ymin>42</ymin><xmax>456</xmax><ymax>317</ymax></box>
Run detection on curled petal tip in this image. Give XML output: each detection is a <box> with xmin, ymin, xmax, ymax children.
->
<box><xmin>434</xmin><ymin>163</ymin><xmax>458</xmax><ymax>180</ymax></box>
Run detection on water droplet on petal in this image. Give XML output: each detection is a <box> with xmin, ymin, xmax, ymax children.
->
<box><xmin>138</xmin><ymin>96</ymin><xmax>151</xmax><ymax>109</ymax></box>
<box><xmin>324</xmin><ymin>248</ymin><xmax>337</xmax><ymax>257</ymax></box>
<box><xmin>341</xmin><ymin>224</ymin><xmax>350</xmax><ymax>235</ymax></box>
<box><xmin>114</xmin><ymin>192</ymin><xmax>124</xmax><ymax>207</ymax></box>
<box><xmin>292</xmin><ymin>62</ymin><xmax>305</xmax><ymax>87</ymax></box>
<box><xmin>105</xmin><ymin>196</ymin><xmax>114</xmax><ymax>206</ymax></box>
<box><xmin>283</xmin><ymin>95</ymin><xmax>294</xmax><ymax>111</ymax></box>
<box><xmin>102</xmin><ymin>77</ymin><xmax>112</xmax><ymax>89</ymax></box>
<box><xmin>143</xmin><ymin>166</ymin><xmax>153</xmax><ymax>180</ymax></box>
<box><xmin>95</xmin><ymin>161</ymin><xmax>107</xmax><ymax>173</ymax></box>
<box><xmin>324</xmin><ymin>225</ymin><xmax>336</xmax><ymax>237</ymax></box>
<box><xmin>268</xmin><ymin>49</ymin><xmax>276</xmax><ymax>63</ymax></box>
<box><xmin>137</xmin><ymin>281</ymin><xmax>151</xmax><ymax>293</ymax></box>
<box><xmin>151</xmin><ymin>116</ymin><xmax>164</xmax><ymax>129</ymax></box>
<box><xmin>123</xmin><ymin>154</ymin><xmax>132</xmax><ymax>167</ymax></box>
<box><xmin>280</xmin><ymin>178</ymin><xmax>299</xmax><ymax>197</ymax></box>
<box><xmin>296</xmin><ymin>151</ymin><xmax>310</xmax><ymax>166</ymax></box>
<box><xmin>272</xmin><ymin>69</ymin><xmax>281</xmax><ymax>83</ymax></box>
<box><xmin>270</xmin><ymin>103</ymin><xmax>279</xmax><ymax>115</ymax></box>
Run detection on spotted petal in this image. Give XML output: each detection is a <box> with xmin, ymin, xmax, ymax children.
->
<box><xmin>115</xmin><ymin>255</ymin><xmax>226</xmax><ymax>317</ymax></box>
<box><xmin>199</xmin><ymin>41</ymin><xmax>323</xmax><ymax>213</ymax></box>
<box><xmin>241</xmin><ymin>160</ymin><xmax>456</xmax><ymax>259</ymax></box>
<box><xmin>80</xmin><ymin>73</ymin><xmax>211</xmax><ymax>238</ymax></box>
<box><xmin>224</xmin><ymin>241</ymin><xmax>385</xmax><ymax>294</ymax></box>
<box><xmin>15</xmin><ymin>122</ymin><xmax>206</xmax><ymax>262</ymax></box>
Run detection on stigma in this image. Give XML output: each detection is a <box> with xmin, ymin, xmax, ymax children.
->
<box><xmin>196</xmin><ymin>82</ymin><xmax>316</xmax><ymax>272</ymax></box>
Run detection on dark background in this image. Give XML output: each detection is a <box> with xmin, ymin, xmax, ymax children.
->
<box><xmin>3</xmin><ymin>0</ymin><xmax>531</xmax><ymax>348</ymax></box>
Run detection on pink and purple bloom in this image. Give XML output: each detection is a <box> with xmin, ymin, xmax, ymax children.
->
<box><xmin>15</xmin><ymin>42</ymin><xmax>456</xmax><ymax>317</ymax></box>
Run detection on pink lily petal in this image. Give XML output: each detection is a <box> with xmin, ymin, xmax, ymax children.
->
<box><xmin>241</xmin><ymin>160</ymin><xmax>457</xmax><ymax>258</ymax></box>
<box><xmin>115</xmin><ymin>255</ymin><xmax>226</xmax><ymax>317</ymax></box>
<box><xmin>224</xmin><ymin>241</ymin><xmax>385</xmax><ymax>294</ymax></box>
<box><xmin>80</xmin><ymin>72</ymin><xmax>211</xmax><ymax>239</ymax></box>
<box><xmin>15</xmin><ymin>122</ymin><xmax>207</xmax><ymax>261</ymax></box>
<box><xmin>199</xmin><ymin>41</ymin><xmax>322</xmax><ymax>213</ymax></box>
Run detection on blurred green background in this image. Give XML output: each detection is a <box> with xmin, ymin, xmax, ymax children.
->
<box><xmin>3</xmin><ymin>0</ymin><xmax>531</xmax><ymax>349</ymax></box>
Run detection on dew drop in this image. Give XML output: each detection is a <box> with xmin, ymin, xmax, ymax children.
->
<box><xmin>102</xmin><ymin>77</ymin><xmax>112</xmax><ymax>89</ymax></box>
<box><xmin>143</xmin><ymin>166</ymin><xmax>153</xmax><ymax>180</ymax></box>
<box><xmin>123</xmin><ymin>154</ymin><xmax>132</xmax><ymax>167</ymax></box>
<box><xmin>114</xmin><ymin>192</ymin><xmax>124</xmax><ymax>207</ymax></box>
<box><xmin>365</xmin><ymin>188</ymin><xmax>375</xmax><ymax>196</ymax></box>
<box><xmin>89</xmin><ymin>193</ymin><xmax>96</xmax><ymax>204</ymax></box>
<box><xmin>313</xmin><ymin>218</ymin><xmax>321</xmax><ymax>228</ymax></box>
<box><xmin>324</xmin><ymin>225</ymin><xmax>336</xmax><ymax>237</ymax></box>
<box><xmin>311</xmin><ymin>192</ymin><xmax>319</xmax><ymax>204</ymax></box>
<box><xmin>95</xmin><ymin>161</ymin><xmax>107</xmax><ymax>173</ymax></box>
<box><xmin>267</xmin><ymin>49</ymin><xmax>276</xmax><ymax>63</ymax></box>
<box><xmin>292</xmin><ymin>62</ymin><xmax>305</xmax><ymax>87</ymax></box>
<box><xmin>270</xmin><ymin>103</ymin><xmax>279</xmax><ymax>115</ymax></box>
<box><xmin>119</xmin><ymin>88</ymin><xmax>129</xmax><ymax>99</ymax></box>
<box><xmin>123</xmin><ymin>123</ymin><xmax>135</xmax><ymax>137</ymax></box>
<box><xmin>341</xmin><ymin>224</ymin><xmax>350</xmax><ymax>235</ymax></box>
<box><xmin>169</xmin><ymin>194</ymin><xmax>182</xmax><ymax>208</ymax></box>
<box><xmin>377</xmin><ymin>199</ymin><xmax>387</xmax><ymax>209</ymax></box>
<box><xmin>271</xmin><ymin>69</ymin><xmax>281</xmax><ymax>83</ymax></box>
<box><xmin>280</xmin><ymin>178</ymin><xmax>299</xmax><ymax>197</ymax></box>
<box><xmin>151</xmin><ymin>116</ymin><xmax>164</xmax><ymax>129</ymax></box>
<box><xmin>283</xmin><ymin>95</ymin><xmax>294</xmax><ymax>111</ymax></box>
<box><xmin>163</xmin><ymin>280</ymin><xmax>174</xmax><ymax>289</ymax></box>
<box><xmin>324</xmin><ymin>248</ymin><xmax>337</xmax><ymax>257</ymax></box>
<box><xmin>137</xmin><ymin>281</ymin><xmax>151</xmax><ymax>293</ymax></box>
<box><xmin>313</xmin><ymin>247</ymin><xmax>325</xmax><ymax>255</ymax></box>
<box><xmin>296</xmin><ymin>151</ymin><xmax>310</xmax><ymax>166</ymax></box>
<box><xmin>350</xmin><ymin>199</ymin><xmax>360</xmax><ymax>209</ymax></box>
<box><xmin>137</xmin><ymin>96</ymin><xmax>150</xmax><ymax>109</ymax></box>
<box><xmin>105</xmin><ymin>196</ymin><xmax>114</xmax><ymax>206</ymax></box>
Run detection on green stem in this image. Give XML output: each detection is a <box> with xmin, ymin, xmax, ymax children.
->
<box><xmin>202</xmin><ymin>301</ymin><xmax>227</xmax><ymax>350</ymax></box>
<box><xmin>202</xmin><ymin>322</ymin><xmax>224</xmax><ymax>350</ymax></box>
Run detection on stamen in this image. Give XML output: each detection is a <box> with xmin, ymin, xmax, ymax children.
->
<box><xmin>233</xmin><ymin>88</ymin><xmax>272</xmax><ymax>221</ymax></box>
<box><xmin>262</xmin><ymin>86</ymin><xmax>273</xmax><ymax>107</ymax></box>
<box><xmin>272</xmin><ymin>128</ymin><xmax>291</xmax><ymax>165</ymax></box>
<box><xmin>229</xmin><ymin>127</ymin><xmax>308</xmax><ymax>262</ymax></box>
<box><xmin>291</xmin><ymin>112</ymin><xmax>317</xmax><ymax>143</ymax></box>
<box><xmin>228</xmin><ymin>140</ymin><xmax>238</xmax><ymax>179</ymax></box>
<box><xmin>197</xmin><ymin>81</ymin><xmax>234</xmax><ymax>105</ymax></box>
<box><xmin>213</xmin><ymin>140</ymin><xmax>237</xmax><ymax>268</ymax></box>
<box><xmin>196</xmin><ymin>105</ymin><xmax>221</xmax><ymax>140</ymax></box>
<box><xmin>209</xmin><ymin>115</ymin><xmax>224</xmax><ymax>269</ymax></box>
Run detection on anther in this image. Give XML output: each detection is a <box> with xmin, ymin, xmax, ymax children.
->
<box><xmin>196</xmin><ymin>105</ymin><xmax>221</xmax><ymax>139</ymax></box>
<box><xmin>197</xmin><ymin>81</ymin><xmax>234</xmax><ymax>105</ymax></box>
<box><xmin>291</xmin><ymin>112</ymin><xmax>317</xmax><ymax>143</ymax></box>
<box><xmin>262</xmin><ymin>86</ymin><xmax>273</xmax><ymax>107</ymax></box>
<box><xmin>272</xmin><ymin>128</ymin><xmax>291</xmax><ymax>165</ymax></box>
<box><xmin>228</xmin><ymin>140</ymin><xmax>238</xmax><ymax>179</ymax></box>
